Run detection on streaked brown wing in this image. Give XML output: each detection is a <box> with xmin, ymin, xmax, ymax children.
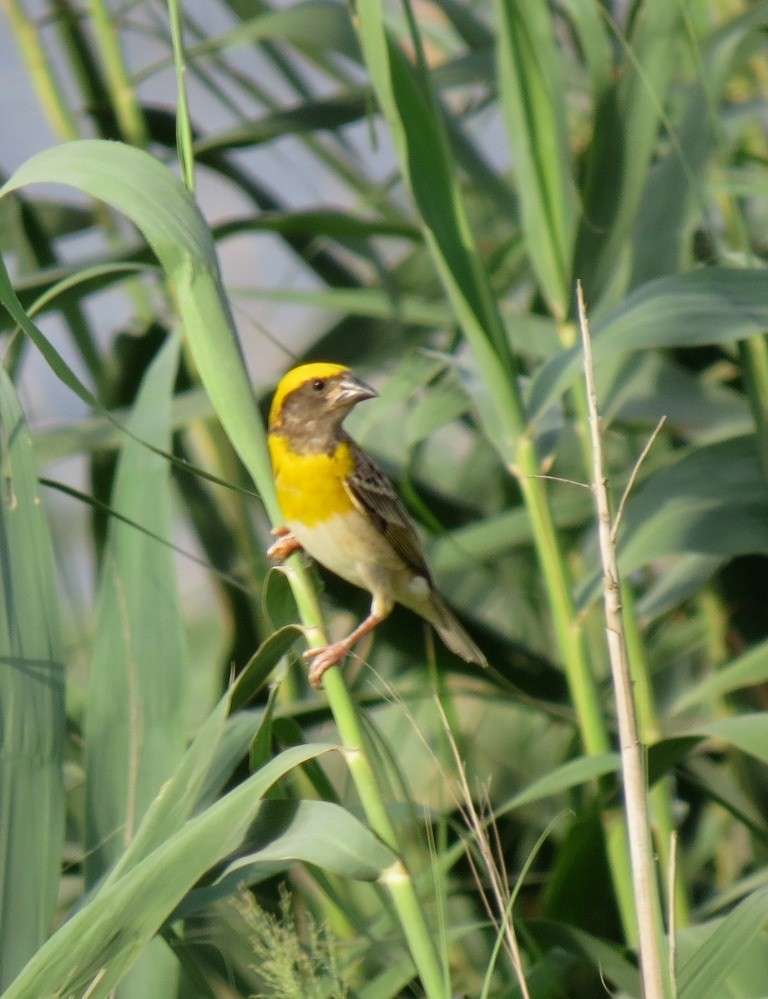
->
<box><xmin>344</xmin><ymin>441</ymin><xmax>433</xmax><ymax>582</ymax></box>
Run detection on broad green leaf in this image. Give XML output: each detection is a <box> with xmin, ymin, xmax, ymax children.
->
<box><xmin>0</xmin><ymin>141</ymin><xmax>280</xmax><ymax>520</ymax></box>
<box><xmin>604</xmin><ymin>352</ymin><xmax>751</xmax><ymax>444</ymax></box>
<box><xmin>574</xmin><ymin>0</ymin><xmax>682</xmax><ymax>304</ymax></box>
<box><xmin>635</xmin><ymin>554</ymin><xmax>723</xmax><ymax>622</ymax></box>
<box><xmin>672</xmin><ymin>637</ymin><xmax>768</xmax><ymax>714</ymax></box>
<box><xmin>429</xmin><ymin>492</ymin><xmax>593</xmax><ymax>574</ymax></box>
<box><xmin>176</xmin><ymin>799</ymin><xmax>397</xmax><ymax>917</ymax></box>
<box><xmin>695</xmin><ymin>714</ymin><xmax>768</xmax><ymax>767</ymax></box>
<box><xmin>404</xmin><ymin>376</ymin><xmax>470</xmax><ymax>447</ymax></box>
<box><xmin>0</xmin><ymin>366</ymin><xmax>65</xmax><ymax>988</ymax></box>
<box><xmin>528</xmin><ymin>269</ymin><xmax>768</xmax><ymax>421</ymax></box>
<box><xmin>353</xmin><ymin>0</ymin><xmax>524</xmax><ymax>464</ymax></box>
<box><xmin>558</xmin><ymin>0</ymin><xmax>611</xmax><ymax>98</ymax></box>
<box><xmin>32</xmin><ymin>385</ymin><xmax>214</xmax><ymax>467</ymax></box>
<box><xmin>616</xmin><ymin>436</ymin><xmax>768</xmax><ymax>575</ymax></box>
<box><xmin>496</xmin><ymin>753</ymin><xmax>620</xmax><ymax>817</ymax></box>
<box><xmin>4</xmin><ymin>743</ymin><xmax>336</xmax><ymax>999</ymax></box>
<box><xmin>634</xmin><ymin>3</ymin><xmax>768</xmax><ymax>287</ymax></box>
<box><xmin>102</xmin><ymin>692</ymin><xmax>232</xmax><ymax>888</ymax></box>
<box><xmin>236</xmin><ymin>285</ymin><xmax>449</xmax><ymax>327</ymax></box>
<box><xmin>84</xmin><ymin>336</ymin><xmax>186</xmax><ymax>878</ymax></box>
<box><xmin>677</xmin><ymin>885</ymin><xmax>768</xmax><ymax>999</ymax></box>
<box><xmin>495</xmin><ymin>0</ymin><xmax>577</xmax><ymax>318</ymax></box>
<box><xmin>83</xmin><ymin>335</ymin><xmax>186</xmax><ymax>997</ymax></box>
<box><xmin>527</xmin><ymin>921</ymin><xmax>640</xmax><ymax>997</ymax></box>
<box><xmin>684</xmin><ymin>755</ymin><xmax>767</xmax><ymax>839</ymax></box>
<box><xmin>145</xmin><ymin>0</ymin><xmax>361</xmax><ymax>75</ymax></box>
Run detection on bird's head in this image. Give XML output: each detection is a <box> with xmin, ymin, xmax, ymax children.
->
<box><xmin>268</xmin><ymin>363</ymin><xmax>378</xmax><ymax>446</ymax></box>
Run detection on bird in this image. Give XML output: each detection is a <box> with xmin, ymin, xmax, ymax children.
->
<box><xmin>267</xmin><ymin>361</ymin><xmax>488</xmax><ymax>687</ymax></box>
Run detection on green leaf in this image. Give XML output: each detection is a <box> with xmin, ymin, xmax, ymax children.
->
<box><xmin>353</xmin><ymin>0</ymin><xmax>523</xmax><ymax>461</ymax></box>
<box><xmin>677</xmin><ymin>885</ymin><xmax>768</xmax><ymax>999</ymax></box>
<box><xmin>235</xmin><ymin>285</ymin><xmax>448</xmax><ymax>327</ymax></box>
<box><xmin>101</xmin><ymin>692</ymin><xmax>232</xmax><ymax>888</ymax></box>
<box><xmin>617</xmin><ymin>436</ymin><xmax>768</xmax><ymax>573</ymax></box>
<box><xmin>528</xmin><ymin>269</ymin><xmax>768</xmax><ymax>421</ymax></box>
<box><xmin>4</xmin><ymin>743</ymin><xmax>336</xmax><ymax>999</ymax></box>
<box><xmin>230</xmin><ymin>625</ymin><xmax>306</xmax><ymax>710</ymax></box>
<box><xmin>494</xmin><ymin>0</ymin><xmax>577</xmax><ymax>318</ymax></box>
<box><xmin>633</xmin><ymin>3</ymin><xmax>768</xmax><ymax>287</ymax></box>
<box><xmin>84</xmin><ymin>336</ymin><xmax>187</xmax><ymax>883</ymax></box>
<box><xmin>527</xmin><ymin>921</ymin><xmax>640</xmax><ymax>997</ymax></box>
<box><xmin>429</xmin><ymin>492</ymin><xmax>593</xmax><ymax>574</ymax></box>
<box><xmin>83</xmin><ymin>335</ymin><xmax>186</xmax><ymax>997</ymax></box>
<box><xmin>496</xmin><ymin>753</ymin><xmax>619</xmax><ymax>817</ymax></box>
<box><xmin>162</xmin><ymin>0</ymin><xmax>361</xmax><ymax>69</ymax></box>
<box><xmin>574</xmin><ymin>0</ymin><xmax>682</xmax><ymax>304</ymax></box>
<box><xmin>0</xmin><ymin>366</ymin><xmax>65</xmax><ymax>988</ymax></box>
<box><xmin>0</xmin><ymin>141</ymin><xmax>280</xmax><ymax>521</ymax></box>
<box><xmin>193</xmin><ymin>88</ymin><xmax>372</xmax><ymax>156</ymax></box>
<box><xmin>176</xmin><ymin>799</ymin><xmax>397</xmax><ymax>917</ymax></box>
<box><xmin>672</xmin><ymin>637</ymin><xmax>768</xmax><ymax>714</ymax></box>
<box><xmin>695</xmin><ymin>714</ymin><xmax>768</xmax><ymax>767</ymax></box>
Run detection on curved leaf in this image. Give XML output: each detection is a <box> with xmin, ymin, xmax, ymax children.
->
<box><xmin>0</xmin><ymin>140</ymin><xmax>280</xmax><ymax>520</ymax></box>
<box><xmin>4</xmin><ymin>743</ymin><xmax>337</xmax><ymax>999</ymax></box>
<box><xmin>617</xmin><ymin>436</ymin><xmax>768</xmax><ymax>573</ymax></box>
<box><xmin>528</xmin><ymin>269</ymin><xmax>768</xmax><ymax>421</ymax></box>
<box><xmin>177</xmin><ymin>799</ymin><xmax>397</xmax><ymax>917</ymax></box>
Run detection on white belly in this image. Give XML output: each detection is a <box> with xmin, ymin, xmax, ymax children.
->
<box><xmin>288</xmin><ymin>512</ymin><xmax>431</xmax><ymax>615</ymax></box>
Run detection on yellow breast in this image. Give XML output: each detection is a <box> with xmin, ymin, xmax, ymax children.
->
<box><xmin>269</xmin><ymin>434</ymin><xmax>356</xmax><ymax>527</ymax></box>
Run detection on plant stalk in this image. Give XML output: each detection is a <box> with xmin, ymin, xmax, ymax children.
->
<box><xmin>577</xmin><ymin>282</ymin><xmax>671</xmax><ymax>999</ymax></box>
<box><xmin>85</xmin><ymin>0</ymin><xmax>148</xmax><ymax>146</ymax></box>
<box><xmin>2</xmin><ymin>0</ymin><xmax>79</xmax><ymax>140</ymax></box>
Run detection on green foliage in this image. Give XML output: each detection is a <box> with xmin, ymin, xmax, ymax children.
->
<box><xmin>1</xmin><ymin>0</ymin><xmax>768</xmax><ymax>996</ymax></box>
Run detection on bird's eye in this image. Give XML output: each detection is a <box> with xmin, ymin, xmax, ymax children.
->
<box><xmin>312</xmin><ymin>378</ymin><xmax>325</xmax><ymax>392</ymax></box>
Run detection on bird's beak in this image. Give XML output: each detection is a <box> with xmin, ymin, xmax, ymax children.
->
<box><xmin>331</xmin><ymin>374</ymin><xmax>379</xmax><ymax>407</ymax></box>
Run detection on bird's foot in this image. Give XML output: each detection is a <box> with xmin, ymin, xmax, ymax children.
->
<box><xmin>303</xmin><ymin>641</ymin><xmax>351</xmax><ymax>688</ymax></box>
<box><xmin>267</xmin><ymin>525</ymin><xmax>303</xmax><ymax>562</ymax></box>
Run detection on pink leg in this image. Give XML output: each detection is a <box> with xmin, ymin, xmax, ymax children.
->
<box><xmin>304</xmin><ymin>609</ymin><xmax>389</xmax><ymax>688</ymax></box>
<box><xmin>267</xmin><ymin>524</ymin><xmax>303</xmax><ymax>562</ymax></box>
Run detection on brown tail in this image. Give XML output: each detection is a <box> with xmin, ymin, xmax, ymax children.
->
<box><xmin>427</xmin><ymin>588</ymin><xmax>488</xmax><ymax>668</ymax></box>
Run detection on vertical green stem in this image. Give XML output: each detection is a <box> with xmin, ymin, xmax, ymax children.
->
<box><xmin>167</xmin><ymin>0</ymin><xmax>196</xmax><ymax>193</ymax></box>
<box><xmin>2</xmin><ymin>0</ymin><xmax>79</xmax><ymax>140</ymax></box>
<box><xmin>85</xmin><ymin>0</ymin><xmax>148</xmax><ymax>146</ymax></box>
<box><xmin>279</xmin><ymin>560</ymin><xmax>446</xmax><ymax>997</ymax></box>
<box><xmin>739</xmin><ymin>336</ymin><xmax>768</xmax><ymax>477</ymax></box>
<box><xmin>319</xmin><ymin>670</ymin><xmax>448</xmax><ymax>997</ymax></box>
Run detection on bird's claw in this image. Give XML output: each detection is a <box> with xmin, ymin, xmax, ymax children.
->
<box><xmin>267</xmin><ymin>525</ymin><xmax>303</xmax><ymax>562</ymax></box>
<box><xmin>303</xmin><ymin>642</ymin><xmax>349</xmax><ymax>688</ymax></box>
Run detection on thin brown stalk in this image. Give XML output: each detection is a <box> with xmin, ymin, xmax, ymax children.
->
<box><xmin>612</xmin><ymin>416</ymin><xmax>667</xmax><ymax>542</ymax></box>
<box><xmin>576</xmin><ymin>280</ymin><xmax>670</xmax><ymax>999</ymax></box>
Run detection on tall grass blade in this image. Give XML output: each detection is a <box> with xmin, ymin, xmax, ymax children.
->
<box><xmin>4</xmin><ymin>742</ymin><xmax>338</xmax><ymax>999</ymax></box>
<box><xmin>494</xmin><ymin>0</ymin><xmax>577</xmax><ymax>318</ymax></box>
<box><xmin>575</xmin><ymin>0</ymin><xmax>682</xmax><ymax>304</ymax></box>
<box><xmin>0</xmin><ymin>366</ymin><xmax>65</xmax><ymax>988</ymax></box>
<box><xmin>83</xmin><ymin>335</ymin><xmax>187</xmax><ymax>997</ymax></box>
